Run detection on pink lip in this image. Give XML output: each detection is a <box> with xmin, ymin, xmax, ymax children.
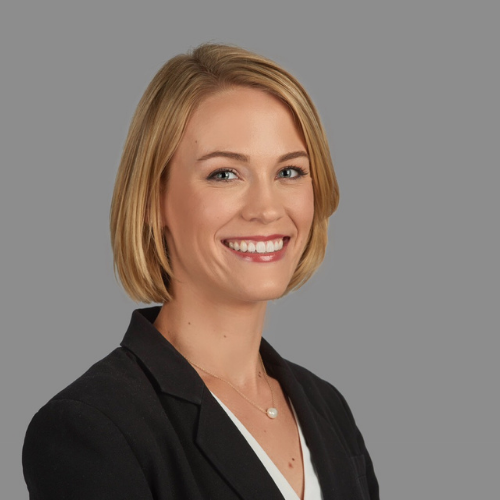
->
<box><xmin>222</xmin><ymin>237</ymin><xmax>289</xmax><ymax>263</ymax></box>
<box><xmin>223</xmin><ymin>234</ymin><xmax>288</xmax><ymax>242</ymax></box>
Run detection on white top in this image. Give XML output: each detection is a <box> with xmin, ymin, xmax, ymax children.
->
<box><xmin>211</xmin><ymin>392</ymin><xmax>323</xmax><ymax>500</ymax></box>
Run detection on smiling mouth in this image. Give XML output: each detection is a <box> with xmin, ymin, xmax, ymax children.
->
<box><xmin>222</xmin><ymin>237</ymin><xmax>290</xmax><ymax>254</ymax></box>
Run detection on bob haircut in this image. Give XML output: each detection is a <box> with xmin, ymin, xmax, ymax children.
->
<box><xmin>110</xmin><ymin>43</ymin><xmax>339</xmax><ymax>303</ymax></box>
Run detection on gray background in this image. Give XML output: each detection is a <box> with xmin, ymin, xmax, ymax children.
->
<box><xmin>1</xmin><ymin>1</ymin><xmax>499</xmax><ymax>498</ymax></box>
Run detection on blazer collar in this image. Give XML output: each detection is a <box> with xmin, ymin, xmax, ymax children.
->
<box><xmin>121</xmin><ymin>307</ymin><xmax>362</xmax><ymax>500</ymax></box>
<box><xmin>120</xmin><ymin>306</ymin><xmax>295</xmax><ymax>405</ymax></box>
<box><xmin>120</xmin><ymin>306</ymin><xmax>205</xmax><ymax>403</ymax></box>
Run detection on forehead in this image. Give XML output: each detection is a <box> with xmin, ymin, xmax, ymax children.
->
<box><xmin>178</xmin><ymin>87</ymin><xmax>307</xmax><ymax>159</ymax></box>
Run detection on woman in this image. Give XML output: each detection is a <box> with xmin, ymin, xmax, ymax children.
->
<box><xmin>23</xmin><ymin>43</ymin><xmax>379</xmax><ymax>499</ymax></box>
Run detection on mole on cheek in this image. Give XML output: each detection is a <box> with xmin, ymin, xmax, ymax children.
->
<box><xmin>288</xmin><ymin>462</ymin><xmax>293</xmax><ymax>468</ymax></box>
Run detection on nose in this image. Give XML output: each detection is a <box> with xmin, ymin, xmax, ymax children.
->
<box><xmin>240</xmin><ymin>178</ymin><xmax>285</xmax><ymax>224</ymax></box>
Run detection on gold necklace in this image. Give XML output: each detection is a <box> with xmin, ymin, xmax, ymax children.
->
<box><xmin>182</xmin><ymin>353</ymin><xmax>279</xmax><ymax>419</ymax></box>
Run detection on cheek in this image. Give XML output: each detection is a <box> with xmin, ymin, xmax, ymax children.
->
<box><xmin>165</xmin><ymin>183</ymin><xmax>236</xmax><ymax>238</ymax></box>
<box><xmin>293</xmin><ymin>184</ymin><xmax>315</xmax><ymax>234</ymax></box>
<box><xmin>197</xmin><ymin>191</ymin><xmax>236</xmax><ymax>224</ymax></box>
<box><xmin>163</xmin><ymin>180</ymin><xmax>198</xmax><ymax>239</ymax></box>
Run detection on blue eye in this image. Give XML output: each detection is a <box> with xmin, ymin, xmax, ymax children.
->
<box><xmin>208</xmin><ymin>166</ymin><xmax>307</xmax><ymax>182</ymax></box>
<box><xmin>208</xmin><ymin>169</ymin><xmax>238</xmax><ymax>181</ymax></box>
<box><xmin>278</xmin><ymin>167</ymin><xmax>307</xmax><ymax>179</ymax></box>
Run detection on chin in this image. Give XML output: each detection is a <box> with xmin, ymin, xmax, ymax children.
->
<box><xmin>230</xmin><ymin>280</ymin><xmax>290</xmax><ymax>303</ymax></box>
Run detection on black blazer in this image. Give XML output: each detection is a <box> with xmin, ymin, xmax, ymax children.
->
<box><xmin>23</xmin><ymin>307</ymin><xmax>379</xmax><ymax>499</ymax></box>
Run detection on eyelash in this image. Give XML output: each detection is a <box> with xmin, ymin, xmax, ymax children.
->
<box><xmin>207</xmin><ymin>166</ymin><xmax>308</xmax><ymax>182</ymax></box>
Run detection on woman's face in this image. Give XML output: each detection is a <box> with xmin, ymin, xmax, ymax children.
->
<box><xmin>162</xmin><ymin>86</ymin><xmax>314</xmax><ymax>304</ymax></box>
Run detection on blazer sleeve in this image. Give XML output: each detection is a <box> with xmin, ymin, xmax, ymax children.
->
<box><xmin>332</xmin><ymin>383</ymin><xmax>380</xmax><ymax>500</ymax></box>
<box><xmin>22</xmin><ymin>399</ymin><xmax>154</xmax><ymax>500</ymax></box>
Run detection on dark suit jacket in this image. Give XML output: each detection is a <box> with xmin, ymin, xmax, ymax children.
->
<box><xmin>23</xmin><ymin>307</ymin><xmax>379</xmax><ymax>499</ymax></box>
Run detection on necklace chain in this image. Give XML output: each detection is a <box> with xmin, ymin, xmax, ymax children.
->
<box><xmin>182</xmin><ymin>353</ymin><xmax>277</xmax><ymax>418</ymax></box>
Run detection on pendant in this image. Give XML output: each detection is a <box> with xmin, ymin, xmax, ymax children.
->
<box><xmin>266</xmin><ymin>407</ymin><xmax>278</xmax><ymax>419</ymax></box>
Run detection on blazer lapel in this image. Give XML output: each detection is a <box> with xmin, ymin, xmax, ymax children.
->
<box><xmin>196</xmin><ymin>387</ymin><xmax>286</xmax><ymax>500</ymax></box>
<box><xmin>261</xmin><ymin>340</ymin><xmax>365</xmax><ymax>500</ymax></box>
<box><xmin>121</xmin><ymin>308</ymin><xmax>285</xmax><ymax>500</ymax></box>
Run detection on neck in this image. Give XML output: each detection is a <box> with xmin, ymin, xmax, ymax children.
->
<box><xmin>153</xmin><ymin>284</ymin><xmax>268</xmax><ymax>389</ymax></box>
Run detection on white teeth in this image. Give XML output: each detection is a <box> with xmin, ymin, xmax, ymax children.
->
<box><xmin>225</xmin><ymin>237</ymin><xmax>285</xmax><ymax>254</ymax></box>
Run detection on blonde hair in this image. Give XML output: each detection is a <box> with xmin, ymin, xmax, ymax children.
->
<box><xmin>110</xmin><ymin>43</ymin><xmax>339</xmax><ymax>303</ymax></box>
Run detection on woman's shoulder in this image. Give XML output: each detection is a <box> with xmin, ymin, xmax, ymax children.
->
<box><xmin>25</xmin><ymin>347</ymin><xmax>163</xmax><ymax>442</ymax></box>
<box><xmin>55</xmin><ymin>347</ymin><xmax>156</xmax><ymax>408</ymax></box>
<box><xmin>22</xmin><ymin>347</ymin><xmax>158</xmax><ymax>497</ymax></box>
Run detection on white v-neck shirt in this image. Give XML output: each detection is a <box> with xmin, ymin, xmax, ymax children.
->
<box><xmin>210</xmin><ymin>392</ymin><xmax>323</xmax><ymax>500</ymax></box>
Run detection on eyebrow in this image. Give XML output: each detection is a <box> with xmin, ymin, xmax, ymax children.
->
<box><xmin>278</xmin><ymin>151</ymin><xmax>309</xmax><ymax>163</ymax></box>
<box><xmin>196</xmin><ymin>150</ymin><xmax>309</xmax><ymax>163</ymax></box>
